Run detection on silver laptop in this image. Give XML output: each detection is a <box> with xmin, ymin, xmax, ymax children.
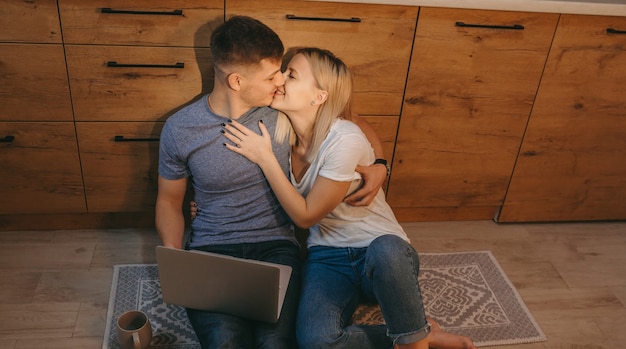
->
<box><xmin>155</xmin><ymin>246</ymin><xmax>292</xmax><ymax>323</ymax></box>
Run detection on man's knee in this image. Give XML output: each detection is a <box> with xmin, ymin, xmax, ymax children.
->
<box><xmin>186</xmin><ymin>309</ymin><xmax>252</xmax><ymax>348</ymax></box>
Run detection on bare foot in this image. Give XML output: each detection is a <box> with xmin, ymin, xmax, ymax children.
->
<box><xmin>427</xmin><ymin>318</ymin><xmax>476</xmax><ymax>349</ymax></box>
<box><xmin>427</xmin><ymin>317</ymin><xmax>441</xmax><ymax>331</ymax></box>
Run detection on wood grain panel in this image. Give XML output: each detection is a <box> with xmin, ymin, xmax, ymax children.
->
<box><xmin>499</xmin><ymin>14</ymin><xmax>626</xmax><ymax>222</ymax></box>
<box><xmin>66</xmin><ymin>45</ymin><xmax>212</xmax><ymax>121</ymax></box>
<box><xmin>0</xmin><ymin>122</ymin><xmax>86</xmax><ymax>214</ymax></box>
<box><xmin>0</xmin><ymin>0</ymin><xmax>61</xmax><ymax>43</ymax></box>
<box><xmin>76</xmin><ymin>122</ymin><xmax>164</xmax><ymax>212</ymax></box>
<box><xmin>360</xmin><ymin>115</ymin><xmax>399</xmax><ymax>162</ymax></box>
<box><xmin>0</xmin><ymin>44</ymin><xmax>73</xmax><ymax>122</ymax></box>
<box><xmin>2</xmin><ymin>221</ymin><xmax>625</xmax><ymax>347</ymax></box>
<box><xmin>228</xmin><ymin>0</ymin><xmax>417</xmax><ymax>116</ymax></box>
<box><xmin>388</xmin><ymin>8</ymin><xmax>558</xmax><ymax>212</ymax></box>
<box><xmin>58</xmin><ymin>0</ymin><xmax>223</xmax><ymax>46</ymax></box>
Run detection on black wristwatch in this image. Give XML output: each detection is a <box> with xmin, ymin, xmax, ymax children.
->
<box><xmin>373</xmin><ymin>158</ymin><xmax>390</xmax><ymax>177</ymax></box>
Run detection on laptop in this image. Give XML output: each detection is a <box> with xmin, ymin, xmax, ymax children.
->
<box><xmin>155</xmin><ymin>246</ymin><xmax>292</xmax><ymax>323</ymax></box>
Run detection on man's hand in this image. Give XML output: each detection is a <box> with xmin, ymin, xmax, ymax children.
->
<box><xmin>344</xmin><ymin>163</ymin><xmax>387</xmax><ymax>206</ymax></box>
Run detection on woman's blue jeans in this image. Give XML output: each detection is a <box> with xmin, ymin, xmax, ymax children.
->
<box><xmin>296</xmin><ymin>235</ymin><xmax>429</xmax><ymax>349</ymax></box>
<box><xmin>185</xmin><ymin>240</ymin><xmax>301</xmax><ymax>349</ymax></box>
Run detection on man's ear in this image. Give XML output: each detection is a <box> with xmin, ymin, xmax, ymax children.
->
<box><xmin>227</xmin><ymin>73</ymin><xmax>242</xmax><ymax>91</ymax></box>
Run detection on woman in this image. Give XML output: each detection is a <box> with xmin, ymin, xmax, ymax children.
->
<box><xmin>222</xmin><ymin>47</ymin><xmax>476</xmax><ymax>349</ymax></box>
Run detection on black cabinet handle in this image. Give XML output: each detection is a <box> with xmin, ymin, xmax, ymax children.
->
<box><xmin>101</xmin><ymin>8</ymin><xmax>183</xmax><ymax>16</ymax></box>
<box><xmin>0</xmin><ymin>135</ymin><xmax>15</xmax><ymax>143</ymax></box>
<box><xmin>456</xmin><ymin>21</ymin><xmax>524</xmax><ymax>30</ymax></box>
<box><xmin>286</xmin><ymin>14</ymin><xmax>361</xmax><ymax>23</ymax></box>
<box><xmin>607</xmin><ymin>28</ymin><xmax>626</xmax><ymax>34</ymax></box>
<box><xmin>114</xmin><ymin>135</ymin><xmax>160</xmax><ymax>142</ymax></box>
<box><xmin>107</xmin><ymin>61</ymin><xmax>184</xmax><ymax>69</ymax></box>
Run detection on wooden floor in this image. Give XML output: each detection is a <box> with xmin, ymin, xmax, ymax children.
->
<box><xmin>0</xmin><ymin>220</ymin><xmax>624</xmax><ymax>349</ymax></box>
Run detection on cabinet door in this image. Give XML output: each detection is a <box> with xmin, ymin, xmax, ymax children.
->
<box><xmin>499</xmin><ymin>15</ymin><xmax>626</xmax><ymax>222</ymax></box>
<box><xmin>361</xmin><ymin>115</ymin><xmax>399</xmax><ymax>190</ymax></box>
<box><xmin>387</xmin><ymin>8</ymin><xmax>558</xmax><ymax>220</ymax></box>
<box><xmin>66</xmin><ymin>45</ymin><xmax>212</xmax><ymax>121</ymax></box>
<box><xmin>58</xmin><ymin>0</ymin><xmax>223</xmax><ymax>46</ymax></box>
<box><xmin>0</xmin><ymin>0</ymin><xmax>61</xmax><ymax>43</ymax></box>
<box><xmin>0</xmin><ymin>44</ymin><xmax>73</xmax><ymax>122</ymax></box>
<box><xmin>361</xmin><ymin>116</ymin><xmax>399</xmax><ymax>163</ymax></box>
<box><xmin>0</xmin><ymin>122</ymin><xmax>85</xmax><ymax>214</ymax></box>
<box><xmin>228</xmin><ymin>0</ymin><xmax>417</xmax><ymax>116</ymax></box>
<box><xmin>76</xmin><ymin>122</ymin><xmax>164</xmax><ymax>212</ymax></box>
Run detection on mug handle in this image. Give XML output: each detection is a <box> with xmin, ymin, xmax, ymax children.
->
<box><xmin>132</xmin><ymin>332</ymin><xmax>141</xmax><ymax>349</ymax></box>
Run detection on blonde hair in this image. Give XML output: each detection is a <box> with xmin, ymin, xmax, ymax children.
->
<box><xmin>274</xmin><ymin>111</ymin><xmax>294</xmax><ymax>145</ymax></box>
<box><xmin>274</xmin><ymin>47</ymin><xmax>353</xmax><ymax>162</ymax></box>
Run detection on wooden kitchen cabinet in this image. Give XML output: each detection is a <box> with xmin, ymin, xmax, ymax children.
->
<box><xmin>361</xmin><ymin>116</ymin><xmax>399</xmax><ymax>163</ymax></box>
<box><xmin>498</xmin><ymin>14</ymin><xmax>626</xmax><ymax>222</ymax></box>
<box><xmin>59</xmin><ymin>0</ymin><xmax>220</xmax><ymax>123</ymax></box>
<box><xmin>2</xmin><ymin>0</ymin><xmax>625</xmax><ymax>229</ymax></box>
<box><xmin>76</xmin><ymin>122</ymin><xmax>164</xmax><ymax>212</ymax></box>
<box><xmin>57</xmin><ymin>0</ymin><xmax>222</xmax><ymax>213</ymax></box>
<box><xmin>58</xmin><ymin>0</ymin><xmax>223</xmax><ymax>47</ymax></box>
<box><xmin>0</xmin><ymin>44</ymin><xmax>73</xmax><ymax>122</ymax></box>
<box><xmin>0</xmin><ymin>0</ymin><xmax>62</xmax><ymax>43</ymax></box>
<box><xmin>65</xmin><ymin>45</ymin><xmax>211</xmax><ymax>122</ymax></box>
<box><xmin>361</xmin><ymin>115</ymin><xmax>400</xmax><ymax>190</ymax></box>
<box><xmin>387</xmin><ymin>8</ymin><xmax>559</xmax><ymax>221</ymax></box>
<box><xmin>0</xmin><ymin>122</ymin><xmax>85</xmax><ymax>214</ymax></box>
<box><xmin>227</xmin><ymin>0</ymin><xmax>417</xmax><ymax>117</ymax></box>
<box><xmin>0</xmin><ymin>1</ymin><xmax>71</xmax><ymax>121</ymax></box>
<box><xmin>0</xmin><ymin>2</ymin><xmax>84</xmax><ymax>216</ymax></box>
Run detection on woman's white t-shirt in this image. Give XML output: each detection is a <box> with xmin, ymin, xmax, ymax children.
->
<box><xmin>291</xmin><ymin>119</ymin><xmax>410</xmax><ymax>248</ymax></box>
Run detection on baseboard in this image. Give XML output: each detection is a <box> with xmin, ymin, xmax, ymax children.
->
<box><xmin>0</xmin><ymin>212</ymin><xmax>157</xmax><ymax>231</ymax></box>
<box><xmin>392</xmin><ymin>206</ymin><xmax>499</xmax><ymax>222</ymax></box>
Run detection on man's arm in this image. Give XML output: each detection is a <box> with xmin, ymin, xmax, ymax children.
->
<box><xmin>346</xmin><ymin>114</ymin><xmax>388</xmax><ymax>206</ymax></box>
<box><xmin>352</xmin><ymin>114</ymin><xmax>385</xmax><ymax>159</ymax></box>
<box><xmin>155</xmin><ymin>175</ymin><xmax>188</xmax><ymax>249</ymax></box>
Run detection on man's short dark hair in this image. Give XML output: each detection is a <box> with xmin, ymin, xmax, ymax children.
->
<box><xmin>210</xmin><ymin>16</ymin><xmax>284</xmax><ymax>68</ymax></box>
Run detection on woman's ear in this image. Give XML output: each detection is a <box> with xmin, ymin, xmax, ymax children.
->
<box><xmin>316</xmin><ymin>90</ymin><xmax>329</xmax><ymax>105</ymax></box>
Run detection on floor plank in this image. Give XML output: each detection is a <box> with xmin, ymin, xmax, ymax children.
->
<box><xmin>0</xmin><ymin>220</ymin><xmax>624</xmax><ymax>348</ymax></box>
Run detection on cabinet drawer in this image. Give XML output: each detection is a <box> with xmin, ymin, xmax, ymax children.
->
<box><xmin>0</xmin><ymin>122</ymin><xmax>85</xmax><ymax>214</ymax></box>
<box><xmin>228</xmin><ymin>0</ymin><xmax>417</xmax><ymax>116</ymax></box>
<box><xmin>0</xmin><ymin>0</ymin><xmax>61</xmax><ymax>43</ymax></box>
<box><xmin>66</xmin><ymin>45</ymin><xmax>212</xmax><ymax>121</ymax></box>
<box><xmin>0</xmin><ymin>44</ymin><xmax>73</xmax><ymax>122</ymax></box>
<box><xmin>77</xmin><ymin>122</ymin><xmax>164</xmax><ymax>212</ymax></box>
<box><xmin>58</xmin><ymin>0</ymin><xmax>223</xmax><ymax>46</ymax></box>
<box><xmin>388</xmin><ymin>8</ymin><xmax>558</xmax><ymax>210</ymax></box>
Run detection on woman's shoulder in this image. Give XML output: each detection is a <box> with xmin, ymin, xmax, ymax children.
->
<box><xmin>332</xmin><ymin>118</ymin><xmax>363</xmax><ymax>135</ymax></box>
<box><xmin>331</xmin><ymin>119</ymin><xmax>368</xmax><ymax>142</ymax></box>
<box><xmin>326</xmin><ymin>119</ymin><xmax>369</xmax><ymax>150</ymax></box>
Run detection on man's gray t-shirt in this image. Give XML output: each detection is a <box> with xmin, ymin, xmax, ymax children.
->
<box><xmin>159</xmin><ymin>95</ymin><xmax>295</xmax><ymax>247</ymax></box>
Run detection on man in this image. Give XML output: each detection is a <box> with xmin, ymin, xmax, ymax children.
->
<box><xmin>156</xmin><ymin>15</ymin><xmax>387</xmax><ymax>349</ymax></box>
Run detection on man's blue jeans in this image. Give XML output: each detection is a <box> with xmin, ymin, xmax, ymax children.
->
<box><xmin>186</xmin><ymin>240</ymin><xmax>301</xmax><ymax>349</ymax></box>
<box><xmin>296</xmin><ymin>235</ymin><xmax>429</xmax><ymax>349</ymax></box>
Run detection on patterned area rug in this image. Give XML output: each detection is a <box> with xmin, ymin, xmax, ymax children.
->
<box><xmin>103</xmin><ymin>251</ymin><xmax>545</xmax><ymax>348</ymax></box>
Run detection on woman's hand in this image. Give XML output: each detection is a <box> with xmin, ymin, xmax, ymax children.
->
<box><xmin>222</xmin><ymin>120</ymin><xmax>274</xmax><ymax>166</ymax></box>
<box><xmin>190</xmin><ymin>200</ymin><xmax>199</xmax><ymax>220</ymax></box>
